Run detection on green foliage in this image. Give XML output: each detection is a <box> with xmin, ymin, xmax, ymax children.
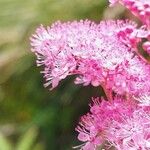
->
<box><xmin>0</xmin><ymin>133</ymin><xmax>11</xmax><ymax>150</ymax></box>
<box><xmin>0</xmin><ymin>127</ymin><xmax>44</xmax><ymax>150</ymax></box>
<box><xmin>16</xmin><ymin>127</ymin><xmax>38</xmax><ymax>150</ymax></box>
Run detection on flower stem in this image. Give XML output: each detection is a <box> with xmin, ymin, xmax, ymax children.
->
<box><xmin>101</xmin><ymin>84</ymin><xmax>113</xmax><ymax>101</ymax></box>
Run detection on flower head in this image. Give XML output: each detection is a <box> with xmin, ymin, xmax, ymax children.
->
<box><xmin>30</xmin><ymin>20</ymin><xmax>150</xmax><ymax>97</ymax></box>
<box><xmin>76</xmin><ymin>97</ymin><xmax>150</xmax><ymax>150</ymax></box>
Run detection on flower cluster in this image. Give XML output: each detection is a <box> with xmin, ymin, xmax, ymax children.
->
<box><xmin>76</xmin><ymin>97</ymin><xmax>150</xmax><ymax>150</ymax></box>
<box><xmin>30</xmin><ymin>0</ymin><xmax>150</xmax><ymax>150</ymax></box>
<box><xmin>30</xmin><ymin>20</ymin><xmax>150</xmax><ymax>97</ymax></box>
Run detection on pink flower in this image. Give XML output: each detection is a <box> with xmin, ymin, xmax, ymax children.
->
<box><xmin>109</xmin><ymin>0</ymin><xmax>150</xmax><ymax>27</ymax></box>
<box><xmin>30</xmin><ymin>1</ymin><xmax>150</xmax><ymax>149</ymax></box>
<box><xmin>109</xmin><ymin>55</ymin><xmax>150</xmax><ymax>95</ymax></box>
<box><xmin>76</xmin><ymin>97</ymin><xmax>150</xmax><ymax>150</ymax></box>
<box><xmin>109</xmin><ymin>0</ymin><xmax>150</xmax><ymax>63</ymax></box>
<box><xmin>116</xmin><ymin>24</ymin><xmax>150</xmax><ymax>61</ymax></box>
<box><xmin>76</xmin><ymin>113</ymin><xmax>103</xmax><ymax>150</ymax></box>
<box><xmin>30</xmin><ymin>20</ymin><xmax>150</xmax><ymax>96</ymax></box>
<box><xmin>108</xmin><ymin>109</ymin><xmax>150</xmax><ymax>150</ymax></box>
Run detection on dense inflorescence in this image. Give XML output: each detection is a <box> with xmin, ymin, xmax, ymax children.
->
<box><xmin>30</xmin><ymin>0</ymin><xmax>150</xmax><ymax>150</ymax></box>
<box><xmin>76</xmin><ymin>97</ymin><xmax>150</xmax><ymax>150</ymax></box>
<box><xmin>30</xmin><ymin>20</ymin><xmax>150</xmax><ymax>98</ymax></box>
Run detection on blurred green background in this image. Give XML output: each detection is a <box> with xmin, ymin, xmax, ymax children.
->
<box><xmin>0</xmin><ymin>0</ymin><xmax>121</xmax><ymax>149</ymax></box>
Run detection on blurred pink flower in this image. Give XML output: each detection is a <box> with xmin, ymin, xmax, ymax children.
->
<box><xmin>111</xmin><ymin>0</ymin><xmax>150</xmax><ymax>56</ymax></box>
<box><xmin>109</xmin><ymin>0</ymin><xmax>150</xmax><ymax>27</ymax></box>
